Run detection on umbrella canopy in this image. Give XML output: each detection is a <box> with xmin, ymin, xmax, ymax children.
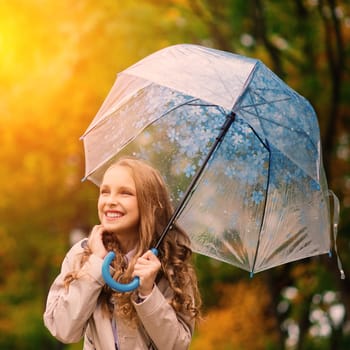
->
<box><xmin>82</xmin><ymin>44</ymin><xmax>333</xmax><ymax>276</ymax></box>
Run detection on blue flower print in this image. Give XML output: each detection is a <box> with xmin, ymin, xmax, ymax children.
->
<box><xmin>184</xmin><ymin>164</ymin><xmax>196</xmax><ymax>178</ymax></box>
<box><xmin>252</xmin><ymin>190</ymin><xmax>264</xmax><ymax>204</ymax></box>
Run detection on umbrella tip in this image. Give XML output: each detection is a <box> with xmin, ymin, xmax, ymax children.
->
<box><xmin>249</xmin><ymin>271</ymin><xmax>254</xmax><ymax>278</ymax></box>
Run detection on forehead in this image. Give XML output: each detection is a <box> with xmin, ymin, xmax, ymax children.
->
<box><xmin>101</xmin><ymin>165</ymin><xmax>135</xmax><ymax>186</ymax></box>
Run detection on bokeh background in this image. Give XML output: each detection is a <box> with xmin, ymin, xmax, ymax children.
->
<box><xmin>0</xmin><ymin>1</ymin><xmax>349</xmax><ymax>349</ymax></box>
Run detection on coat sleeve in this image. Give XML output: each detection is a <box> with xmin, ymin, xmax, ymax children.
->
<box><xmin>133</xmin><ymin>281</ymin><xmax>195</xmax><ymax>350</ymax></box>
<box><xmin>43</xmin><ymin>240</ymin><xmax>106</xmax><ymax>344</ymax></box>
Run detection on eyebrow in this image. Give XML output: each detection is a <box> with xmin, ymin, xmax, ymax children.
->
<box><xmin>99</xmin><ymin>182</ymin><xmax>136</xmax><ymax>193</ymax></box>
<box><xmin>119</xmin><ymin>186</ymin><xmax>136</xmax><ymax>192</ymax></box>
<box><xmin>102</xmin><ymin>185</ymin><xmax>136</xmax><ymax>193</ymax></box>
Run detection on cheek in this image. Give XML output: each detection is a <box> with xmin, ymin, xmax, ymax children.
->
<box><xmin>97</xmin><ymin>199</ymin><xmax>104</xmax><ymax>214</ymax></box>
<box><xmin>132</xmin><ymin>199</ymin><xmax>140</xmax><ymax>215</ymax></box>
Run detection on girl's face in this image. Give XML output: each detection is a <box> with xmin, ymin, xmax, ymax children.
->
<box><xmin>98</xmin><ymin>165</ymin><xmax>140</xmax><ymax>244</ymax></box>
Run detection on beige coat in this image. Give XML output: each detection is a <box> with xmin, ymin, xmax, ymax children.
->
<box><xmin>43</xmin><ymin>240</ymin><xmax>194</xmax><ymax>350</ymax></box>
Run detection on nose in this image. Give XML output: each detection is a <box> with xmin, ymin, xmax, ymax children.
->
<box><xmin>106</xmin><ymin>193</ymin><xmax>118</xmax><ymax>206</ymax></box>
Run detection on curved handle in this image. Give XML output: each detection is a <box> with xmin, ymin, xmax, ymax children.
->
<box><xmin>101</xmin><ymin>248</ymin><xmax>158</xmax><ymax>292</ymax></box>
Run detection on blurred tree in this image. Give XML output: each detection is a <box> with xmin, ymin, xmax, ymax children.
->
<box><xmin>0</xmin><ymin>0</ymin><xmax>349</xmax><ymax>349</ymax></box>
<box><xmin>0</xmin><ymin>0</ymin><xmax>185</xmax><ymax>347</ymax></box>
<box><xmin>191</xmin><ymin>278</ymin><xmax>280</xmax><ymax>350</ymax></box>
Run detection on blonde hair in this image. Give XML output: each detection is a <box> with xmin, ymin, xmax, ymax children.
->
<box><xmin>65</xmin><ymin>156</ymin><xmax>201</xmax><ymax>322</ymax></box>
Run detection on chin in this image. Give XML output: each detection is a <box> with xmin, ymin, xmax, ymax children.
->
<box><xmin>104</xmin><ymin>225</ymin><xmax>119</xmax><ymax>233</ymax></box>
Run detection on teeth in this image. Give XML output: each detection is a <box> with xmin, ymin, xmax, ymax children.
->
<box><xmin>106</xmin><ymin>212</ymin><xmax>122</xmax><ymax>218</ymax></box>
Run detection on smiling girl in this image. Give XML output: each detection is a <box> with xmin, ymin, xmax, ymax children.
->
<box><xmin>43</xmin><ymin>157</ymin><xmax>201</xmax><ymax>350</ymax></box>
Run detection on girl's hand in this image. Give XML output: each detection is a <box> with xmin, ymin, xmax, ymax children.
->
<box><xmin>133</xmin><ymin>250</ymin><xmax>161</xmax><ymax>296</ymax></box>
<box><xmin>88</xmin><ymin>225</ymin><xmax>108</xmax><ymax>259</ymax></box>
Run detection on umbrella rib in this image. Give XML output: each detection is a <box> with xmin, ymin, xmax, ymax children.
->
<box><xmin>82</xmin><ymin>97</ymin><xmax>205</xmax><ymax>180</ymax></box>
<box><xmin>239</xmin><ymin>96</ymin><xmax>291</xmax><ymax>109</ymax></box>
<box><xmin>250</xmin><ymin>140</ymin><xmax>271</xmax><ymax>276</ymax></box>
<box><xmin>154</xmin><ymin>111</ymin><xmax>237</xmax><ymax>249</ymax></box>
<box><xmin>238</xmin><ymin>107</ymin><xmax>318</xmax><ymax>153</ymax></box>
<box><xmin>82</xmin><ymin>78</ymin><xmax>153</xmax><ymax>137</ymax></box>
<box><xmin>198</xmin><ymin>55</ymin><xmax>245</xmax><ymax>105</ymax></box>
<box><xmin>239</xmin><ymin>89</ymin><xmax>302</xmax><ymax>136</ymax></box>
<box><xmin>187</xmin><ymin>102</ymin><xmax>223</xmax><ymax>108</ymax></box>
<box><xmin>187</xmin><ymin>103</ymin><xmax>228</xmax><ymax>117</ymax></box>
<box><xmin>239</xmin><ymin>89</ymin><xmax>317</xmax><ymax>150</ymax></box>
<box><xmin>221</xmin><ymin>238</ymin><xmax>247</xmax><ymax>266</ymax></box>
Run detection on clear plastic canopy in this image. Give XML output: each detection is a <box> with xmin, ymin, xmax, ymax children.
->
<box><xmin>81</xmin><ymin>44</ymin><xmax>331</xmax><ymax>274</ymax></box>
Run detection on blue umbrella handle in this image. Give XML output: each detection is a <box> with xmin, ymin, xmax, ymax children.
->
<box><xmin>101</xmin><ymin>248</ymin><xmax>159</xmax><ymax>292</ymax></box>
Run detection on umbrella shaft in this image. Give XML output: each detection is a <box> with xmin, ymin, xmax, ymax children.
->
<box><xmin>154</xmin><ymin>111</ymin><xmax>236</xmax><ymax>250</ymax></box>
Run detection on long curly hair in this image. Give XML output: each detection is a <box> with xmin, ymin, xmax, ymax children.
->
<box><xmin>65</xmin><ymin>156</ymin><xmax>201</xmax><ymax>323</ymax></box>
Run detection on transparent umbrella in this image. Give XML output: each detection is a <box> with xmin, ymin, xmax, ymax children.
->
<box><xmin>81</xmin><ymin>44</ymin><xmax>344</xmax><ymax>292</ymax></box>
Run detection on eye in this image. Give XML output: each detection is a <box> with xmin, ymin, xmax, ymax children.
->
<box><xmin>121</xmin><ymin>190</ymin><xmax>133</xmax><ymax>196</ymax></box>
<box><xmin>120</xmin><ymin>187</ymin><xmax>135</xmax><ymax>196</ymax></box>
<box><xmin>99</xmin><ymin>187</ymin><xmax>109</xmax><ymax>195</ymax></box>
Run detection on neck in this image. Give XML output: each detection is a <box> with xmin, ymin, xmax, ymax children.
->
<box><xmin>115</xmin><ymin>233</ymin><xmax>138</xmax><ymax>254</ymax></box>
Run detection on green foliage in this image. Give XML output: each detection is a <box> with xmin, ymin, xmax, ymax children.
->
<box><xmin>0</xmin><ymin>0</ymin><xmax>349</xmax><ymax>349</ymax></box>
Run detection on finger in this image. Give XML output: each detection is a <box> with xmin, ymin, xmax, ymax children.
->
<box><xmin>132</xmin><ymin>265</ymin><xmax>156</xmax><ymax>279</ymax></box>
<box><xmin>134</xmin><ymin>259</ymin><xmax>152</xmax><ymax>269</ymax></box>
<box><xmin>141</xmin><ymin>250</ymin><xmax>158</xmax><ymax>261</ymax></box>
<box><xmin>134</xmin><ymin>255</ymin><xmax>160</xmax><ymax>270</ymax></box>
<box><xmin>89</xmin><ymin>225</ymin><xmax>103</xmax><ymax>238</ymax></box>
<box><xmin>88</xmin><ymin>225</ymin><xmax>108</xmax><ymax>258</ymax></box>
<box><xmin>136</xmin><ymin>256</ymin><xmax>159</xmax><ymax>268</ymax></box>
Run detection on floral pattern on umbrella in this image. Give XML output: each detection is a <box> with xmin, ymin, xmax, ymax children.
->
<box><xmin>82</xmin><ymin>44</ymin><xmax>334</xmax><ymax>276</ymax></box>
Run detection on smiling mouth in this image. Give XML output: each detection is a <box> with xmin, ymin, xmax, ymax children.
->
<box><xmin>105</xmin><ymin>211</ymin><xmax>124</xmax><ymax>219</ymax></box>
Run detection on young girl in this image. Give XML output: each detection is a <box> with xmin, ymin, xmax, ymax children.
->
<box><xmin>43</xmin><ymin>157</ymin><xmax>201</xmax><ymax>350</ymax></box>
